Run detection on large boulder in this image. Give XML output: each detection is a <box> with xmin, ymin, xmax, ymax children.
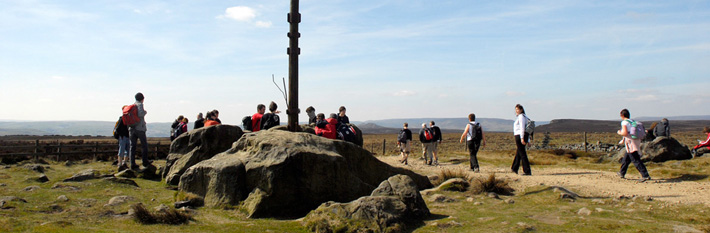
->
<box><xmin>615</xmin><ymin>137</ymin><xmax>692</xmax><ymax>162</ymax></box>
<box><xmin>304</xmin><ymin>174</ymin><xmax>430</xmax><ymax>233</ymax></box>
<box><xmin>177</xmin><ymin>130</ymin><xmax>431</xmax><ymax>218</ymax></box>
<box><xmin>164</xmin><ymin>124</ymin><xmax>243</xmax><ymax>185</ymax></box>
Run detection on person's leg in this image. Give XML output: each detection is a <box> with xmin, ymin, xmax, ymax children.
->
<box><xmin>137</xmin><ymin>130</ymin><xmax>150</xmax><ymax>166</ymax></box>
<box><xmin>467</xmin><ymin>140</ymin><xmax>480</xmax><ymax>171</ymax></box>
<box><xmin>129</xmin><ymin>129</ymin><xmax>138</xmax><ymax>168</ymax></box>
<box><xmin>511</xmin><ymin>135</ymin><xmax>522</xmax><ymax>174</ymax></box>
<box><xmin>697</xmin><ymin>147</ymin><xmax>710</xmax><ymax>157</ymax></box>
<box><xmin>619</xmin><ymin>153</ymin><xmax>631</xmax><ymax>178</ymax></box>
<box><xmin>520</xmin><ymin>133</ymin><xmax>531</xmax><ymax>175</ymax></box>
<box><xmin>432</xmin><ymin>142</ymin><xmax>439</xmax><ymax>164</ymax></box>
<box><xmin>628</xmin><ymin>151</ymin><xmax>650</xmax><ymax>179</ymax></box>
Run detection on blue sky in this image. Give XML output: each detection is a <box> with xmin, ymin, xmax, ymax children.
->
<box><xmin>1</xmin><ymin>0</ymin><xmax>709</xmax><ymax>124</ymax></box>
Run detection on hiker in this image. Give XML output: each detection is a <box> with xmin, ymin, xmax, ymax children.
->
<box><xmin>251</xmin><ymin>104</ymin><xmax>266</xmax><ymax>132</ymax></box>
<box><xmin>397</xmin><ymin>122</ymin><xmax>413</xmax><ymax>165</ymax></box>
<box><xmin>644</xmin><ymin>122</ymin><xmax>658</xmax><ymax>142</ymax></box>
<box><xmin>654</xmin><ymin>118</ymin><xmax>670</xmax><ymax>137</ymax></box>
<box><xmin>306</xmin><ymin>106</ymin><xmax>317</xmax><ymax>125</ymax></box>
<box><xmin>337</xmin><ymin>106</ymin><xmax>350</xmax><ymax>125</ymax></box>
<box><xmin>211</xmin><ymin>109</ymin><xmax>222</xmax><ymax>124</ymax></box>
<box><xmin>314</xmin><ymin>113</ymin><xmax>337</xmax><ymax>139</ymax></box>
<box><xmin>128</xmin><ymin>92</ymin><xmax>151</xmax><ymax>169</ymax></box>
<box><xmin>459</xmin><ymin>113</ymin><xmax>486</xmax><ymax>172</ymax></box>
<box><xmin>194</xmin><ymin>112</ymin><xmax>205</xmax><ymax>129</ymax></box>
<box><xmin>174</xmin><ymin>118</ymin><xmax>188</xmax><ymax>139</ymax></box>
<box><xmin>429</xmin><ymin>121</ymin><xmax>442</xmax><ymax>165</ymax></box>
<box><xmin>616</xmin><ymin>109</ymin><xmax>651</xmax><ymax>182</ymax></box>
<box><xmin>204</xmin><ymin>111</ymin><xmax>221</xmax><ymax>127</ymax></box>
<box><xmin>691</xmin><ymin>126</ymin><xmax>710</xmax><ymax>157</ymax></box>
<box><xmin>512</xmin><ymin>104</ymin><xmax>531</xmax><ymax>175</ymax></box>
<box><xmin>261</xmin><ymin>101</ymin><xmax>281</xmax><ymax>130</ymax></box>
<box><xmin>170</xmin><ymin>115</ymin><xmax>184</xmax><ymax>141</ymax></box>
<box><xmin>419</xmin><ymin>123</ymin><xmax>434</xmax><ymax>165</ymax></box>
<box><xmin>114</xmin><ymin>113</ymin><xmax>130</xmax><ymax>171</ymax></box>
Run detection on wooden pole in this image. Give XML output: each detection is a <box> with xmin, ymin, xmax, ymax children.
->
<box><xmin>287</xmin><ymin>0</ymin><xmax>301</xmax><ymax>132</ymax></box>
<box><xmin>382</xmin><ymin>139</ymin><xmax>386</xmax><ymax>156</ymax></box>
<box><xmin>93</xmin><ymin>142</ymin><xmax>99</xmax><ymax>161</ymax></box>
<box><xmin>155</xmin><ymin>141</ymin><xmax>160</xmax><ymax>159</ymax></box>
<box><xmin>584</xmin><ymin>132</ymin><xmax>588</xmax><ymax>152</ymax></box>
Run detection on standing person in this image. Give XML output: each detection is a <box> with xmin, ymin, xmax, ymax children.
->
<box><xmin>459</xmin><ymin>113</ymin><xmax>486</xmax><ymax>172</ymax></box>
<box><xmin>174</xmin><ymin>118</ymin><xmax>189</xmax><ymax>139</ymax></box>
<box><xmin>251</xmin><ymin>104</ymin><xmax>266</xmax><ymax>132</ymax></box>
<box><xmin>397</xmin><ymin>123</ymin><xmax>413</xmax><ymax>165</ymax></box>
<box><xmin>170</xmin><ymin>115</ymin><xmax>184</xmax><ymax>141</ymax></box>
<box><xmin>193</xmin><ymin>113</ymin><xmax>205</xmax><ymax>130</ymax></box>
<box><xmin>114</xmin><ymin>113</ymin><xmax>130</xmax><ymax>171</ymax></box>
<box><xmin>212</xmin><ymin>109</ymin><xmax>221</xmax><ymax>124</ymax></box>
<box><xmin>337</xmin><ymin>106</ymin><xmax>350</xmax><ymax>125</ymax></box>
<box><xmin>306</xmin><ymin>106</ymin><xmax>317</xmax><ymax>125</ymax></box>
<box><xmin>617</xmin><ymin>109</ymin><xmax>651</xmax><ymax>182</ymax></box>
<box><xmin>261</xmin><ymin>101</ymin><xmax>281</xmax><ymax>130</ymax></box>
<box><xmin>429</xmin><ymin>121</ymin><xmax>442</xmax><ymax>165</ymax></box>
<box><xmin>691</xmin><ymin>126</ymin><xmax>710</xmax><ymax>157</ymax></box>
<box><xmin>204</xmin><ymin>111</ymin><xmax>220</xmax><ymax>127</ymax></box>
<box><xmin>654</xmin><ymin>118</ymin><xmax>670</xmax><ymax>137</ymax></box>
<box><xmin>512</xmin><ymin>104</ymin><xmax>531</xmax><ymax>175</ymax></box>
<box><xmin>129</xmin><ymin>92</ymin><xmax>151</xmax><ymax>169</ymax></box>
<box><xmin>419</xmin><ymin>123</ymin><xmax>434</xmax><ymax>165</ymax></box>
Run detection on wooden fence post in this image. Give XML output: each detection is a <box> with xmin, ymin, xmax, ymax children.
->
<box><xmin>584</xmin><ymin>132</ymin><xmax>588</xmax><ymax>152</ymax></box>
<box><xmin>155</xmin><ymin>141</ymin><xmax>160</xmax><ymax>160</ymax></box>
<box><xmin>382</xmin><ymin>139</ymin><xmax>386</xmax><ymax>156</ymax></box>
<box><xmin>93</xmin><ymin>142</ymin><xmax>99</xmax><ymax>161</ymax></box>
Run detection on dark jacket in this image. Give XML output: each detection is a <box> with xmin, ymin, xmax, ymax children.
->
<box><xmin>194</xmin><ymin>118</ymin><xmax>205</xmax><ymax>129</ymax></box>
<box><xmin>261</xmin><ymin>112</ymin><xmax>280</xmax><ymax>130</ymax></box>
<box><xmin>402</xmin><ymin>129</ymin><xmax>412</xmax><ymax>141</ymax></box>
<box><xmin>431</xmin><ymin>125</ymin><xmax>442</xmax><ymax>142</ymax></box>
<box><xmin>308</xmin><ymin>115</ymin><xmax>317</xmax><ymax>125</ymax></box>
<box><xmin>419</xmin><ymin>128</ymin><xmax>431</xmax><ymax>143</ymax></box>
<box><xmin>337</xmin><ymin>115</ymin><xmax>350</xmax><ymax>125</ymax></box>
<box><xmin>654</xmin><ymin>121</ymin><xmax>670</xmax><ymax>137</ymax></box>
<box><xmin>116</xmin><ymin>116</ymin><xmax>129</xmax><ymax>138</ymax></box>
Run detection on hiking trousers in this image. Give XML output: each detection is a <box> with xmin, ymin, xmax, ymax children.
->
<box><xmin>512</xmin><ymin>133</ymin><xmax>531</xmax><ymax>175</ymax></box>
<box><xmin>466</xmin><ymin>140</ymin><xmax>480</xmax><ymax>170</ymax></box>
<box><xmin>129</xmin><ymin>129</ymin><xmax>150</xmax><ymax>167</ymax></box>
<box><xmin>619</xmin><ymin>151</ymin><xmax>650</xmax><ymax>178</ymax></box>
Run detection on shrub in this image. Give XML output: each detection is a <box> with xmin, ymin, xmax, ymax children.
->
<box><xmin>433</xmin><ymin>168</ymin><xmax>470</xmax><ymax>187</ymax></box>
<box><xmin>131</xmin><ymin>203</ymin><xmax>191</xmax><ymax>225</ymax></box>
<box><xmin>469</xmin><ymin>174</ymin><xmax>514</xmax><ymax>196</ymax></box>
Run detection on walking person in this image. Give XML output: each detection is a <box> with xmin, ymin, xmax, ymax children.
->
<box><xmin>429</xmin><ymin>121</ymin><xmax>442</xmax><ymax>165</ymax></box>
<box><xmin>128</xmin><ymin>92</ymin><xmax>151</xmax><ymax>170</ymax></box>
<box><xmin>114</xmin><ymin>113</ymin><xmax>130</xmax><ymax>171</ymax></box>
<box><xmin>511</xmin><ymin>104</ymin><xmax>532</xmax><ymax>175</ymax></box>
<box><xmin>397</xmin><ymin>123</ymin><xmax>413</xmax><ymax>165</ymax></box>
<box><xmin>617</xmin><ymin>109</ymin><xmax>652</xmax><ymax>182</ymax></box>
<box><xmin>419</xmin><ymin>123</ymin><xmax>434</xmax><ymax>165</ymax></box>
<box><xmin>193</xmin><ymin>113</ymin><xmax>205</xmax><ymax>130</ymax></box>
<box><xmin>460</xmin><ymin>113</ymin><xmax>486</xmax><ymax>172</ymax></box>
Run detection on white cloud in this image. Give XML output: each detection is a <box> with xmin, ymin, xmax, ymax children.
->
<box><xmin>255</xmin><ymin>21</ymin><xmax>272</xmax><ymax>28</ymax></box>
<box><xmin>392</xmin><ymin>90</ymin><xmax>416</xmax><ymax>96</ymax></box>
<box><xmin>222</xmin><ymin>6</ymin><xmax>256</xmax><ymax>22</ymax></box>
<box><xmin>50</xmin><ymin>76</ymin><xmax>65</xmax><ymax>80</ymax></box>
<box><xmin>505</xmin><ymin>91</ymin><xmax>525</xmax><ymax>97</ymax></box>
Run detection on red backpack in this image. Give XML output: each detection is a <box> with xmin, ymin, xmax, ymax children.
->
<box><xmin>122</xmin><ymin>104</ymin><xmax>140</xmax><ymax>127</ymax></box>
<box><xmin>424</xmin><ymin>129</ymin><xmax>433</xmax><ymax>141</ymax></box>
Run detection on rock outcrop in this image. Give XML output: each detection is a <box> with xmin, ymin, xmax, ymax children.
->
<box><xmin>304</xmin><ymin>175</ymin><xmax>430</xmax><ymax>233</ymax></box>
<box><xmin>615</xmin><ymin>137</ymin><xmax>692</xmax><ymax>162</ymax></box>
<box><xmin>164</xmin><ymin>125</ymin><xmax>244</xmax><ymax>185</ymax></box>
<box><xmin>177</xmin><ymin>130</ymin><xmax>432</xmax><ymax>218</ymax></box>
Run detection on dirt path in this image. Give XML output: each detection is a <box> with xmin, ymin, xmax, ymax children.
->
<box><xmin>379</xmin><ymin>156</ymin><xmax>710</xmax><ymax>206</ymax></box>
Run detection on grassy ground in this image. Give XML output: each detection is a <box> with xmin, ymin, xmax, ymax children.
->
<box><xmin>0</xmin><ymin>132</ymin><xmax>708</xmax><ymax>232</ymax></box>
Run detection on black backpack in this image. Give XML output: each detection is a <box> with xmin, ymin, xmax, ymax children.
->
<box><xmin>262</xmin><ymin>113</ymin><xmax>280</xmax><ymax>130</ymax></box>
<box><xmin>337</xmin><ymin>124</ymin><xmax>357</xmax><ymax>143</ymax></box>
<box><xmin>468</xmin><ymin>122</ymin><xmax>482</xmax><ymax>142</ymax></box>
<box><xmin>397</xmin><ymin>129</ymin><xmax>408</xmax><ymax>143</ymax></box>
<box><xmin>242</xmin><ymin>116</ymin><xmax>253</xmax><ymax>131</ymax></box>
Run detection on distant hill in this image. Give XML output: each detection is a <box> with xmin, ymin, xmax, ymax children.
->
<box><xmin>0</xmin><ymin>121</ymin><xmax>172</xmax><ymax>137</ymax></box>
<box><xmin>357</xmin><ymin>123</ymin><xmax>461</xmax><ymax>135</ymax></box>
<box><xmin>357</xmin><ymin>118</ymin><xmax>542</xmax><ymax>132</ymax></box>
<box><xmin>536</xmin><ymin>119</ymin><xmax>710</xmax><ymax>133</ymax></box>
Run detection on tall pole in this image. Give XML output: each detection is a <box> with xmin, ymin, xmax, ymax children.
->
<box><xmin>287</xmin><ymin>0</ymin><xmax>300</xmax><ymax>132</ymax></box>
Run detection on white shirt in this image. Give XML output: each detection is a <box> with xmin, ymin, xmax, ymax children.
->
<box><xmin>513</xmin><ymin>114</ymin><xmax>527</xmax><ymax>136</ymax></box>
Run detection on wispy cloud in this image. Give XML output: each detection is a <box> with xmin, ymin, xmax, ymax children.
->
<box><xmin>218</xmin><ymin>6</ymin><xmax>272</xmax><ymax>28</ymax></box>
<box><xmin>392</xmin><ymin>90</ymin><xmax>416</xmax><ymax>97</ymax></box>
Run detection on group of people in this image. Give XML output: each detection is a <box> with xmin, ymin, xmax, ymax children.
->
<box><xmin>396</xmin><ymin>121</ymin><xmax>443</xmax><ymax>166</ymax></box>
<box><xmin>310</xmin><ymin>106</ymin><xmax>357</xmax><ymax>143</ymax></box>
<box><xmin>169</xmin><ymin>110</ymin><xmax>222</xmax><ymax>141</ymax></box>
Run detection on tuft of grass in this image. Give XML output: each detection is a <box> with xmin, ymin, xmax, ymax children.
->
<box><xmin>469</xmin><ymin>174</ymin><xmax>514</xmax><ymax>195</ymax></box>
<box><xmin>132</xmin><ymin>203</ymin><xmax>192</xmax><ymax>225</ymax></box>
<box><xmin>433</xmin><ymin>168</ymin><xmax>471</xmax><ymax>187</ymax></box>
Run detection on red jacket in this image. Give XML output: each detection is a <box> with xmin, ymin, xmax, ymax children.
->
<box><xmin>694</xmin><ymin>134</ymin><xmax>710</xmax><ymax>150</ymax></box>
<box><xmin>315</xmin><ymin>118</ymin><xmax>338</xmax><ymax>139</ymax></box>
<box><xmin>204</xmin><ymin>120</ymin><xmax>220</xmax><ymax>127</ymax></box>
<box><xmin>252</xmin><ymin>113</ymin><xmax>263</xmax><ymax>131</ymax></box>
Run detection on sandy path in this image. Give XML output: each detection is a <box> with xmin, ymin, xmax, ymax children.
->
<box><xmin>379</xmin><ymin>155</ymin><xmax>710</xmax><ymax>206</ymax></box>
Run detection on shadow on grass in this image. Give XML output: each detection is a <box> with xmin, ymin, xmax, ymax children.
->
<box><xmin>405</xmin><ymin>213</ymin><xmax>449</xmax><ymax>233</ymax></box>
<box><xmin>657</xmin><ymin>174</ymin><xmax>709</xmax><ymax>183</ymax></box>
<box><xmin>522</xmin><ymin>186</ymin><xmax>607</xmax><ymax>199</ymax></box>
<box><xmin>446</xmin><ymin>159</ymin><xmax>467</xmax><ymax>165</ymax></box>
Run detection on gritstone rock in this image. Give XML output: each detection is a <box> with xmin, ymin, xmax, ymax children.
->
<box><xmin>63</xmin><ymin>169</ymin><xmax>99</xmax><ymax>182</ymax></box>
<box><xmin>164</xmin><ymin>124</ymin><xmax>244</xmax><ymax>185</ymax></box>
<box><xmin>615</xmin><ymin>137</ymin><xmax>692</xmax><ymax>162</ymax></box>
<box><xmin>177</xmin><ymin>130</ymin><xmax>432</xmax><ymax>218</ymax></box>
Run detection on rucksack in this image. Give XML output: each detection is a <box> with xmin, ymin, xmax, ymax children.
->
<box><xmin>625</xmin><ymin>119</ymin><xmax>646</xmax><ymax>139</ymax></box>
<box><xmin>113</xmin><ymin>117</ymin><xmax>122</xmax><ymax>139</ymax></box>
<box><xmin>173</xmin><ymin>123</ymin><xmax>185</xmax><ymax>139</ymax></box>
<box><xmin>242</xmin><ymin>116</ymin><xmax>252</xmax><ymax>131</ymax></box>
<box><xmin>397</xmin><ymin>130</ymin><xmax>408</xmax><ymax>143</ymax></box>
<box><xmin>424</xmin><ymin>129</ymin><xmax>433</xmax><ymax>141</ymax></box>
<box><xmin>262</xmin><ymin>113</ymin><xmax>280</xmax><ymax>130</ymax></box>
<box><xmin>122</xmin><ymin>104</ymin><xmax>140</xmax><ymax>127</ymax></box>
<box><xmin>337</xmin><ymin>124</ymin><xmax>357</xmax><ymax>143</ymax></box>
<box><xmin>468</xmin><ymin>122</ymin><xmax>482</xmax><ymax>142</ymax></box>
<box><xmin>524</xmin><ymin>115</ymin><xmax>535</xmax><ymax>134</ymax></box>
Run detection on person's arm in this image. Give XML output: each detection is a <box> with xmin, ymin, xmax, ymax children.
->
<box><xmin>460</xmin><ymin>124</ymin><xmax>470</xmax><ymax>143</ymax></box>
<box><xmin>694</xmin><ymin>134</ymin><xmax>710</xmax><ymax>149</ymax></box>
<box><xmin>617</xmin><ymin>123</ymin><xmax>629</xmax><ymax>136</ymax></box>
<box><xmin>519</xmin><ymin>115</ymin><xmax>527</xmax><ymax>145</ymax></box>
